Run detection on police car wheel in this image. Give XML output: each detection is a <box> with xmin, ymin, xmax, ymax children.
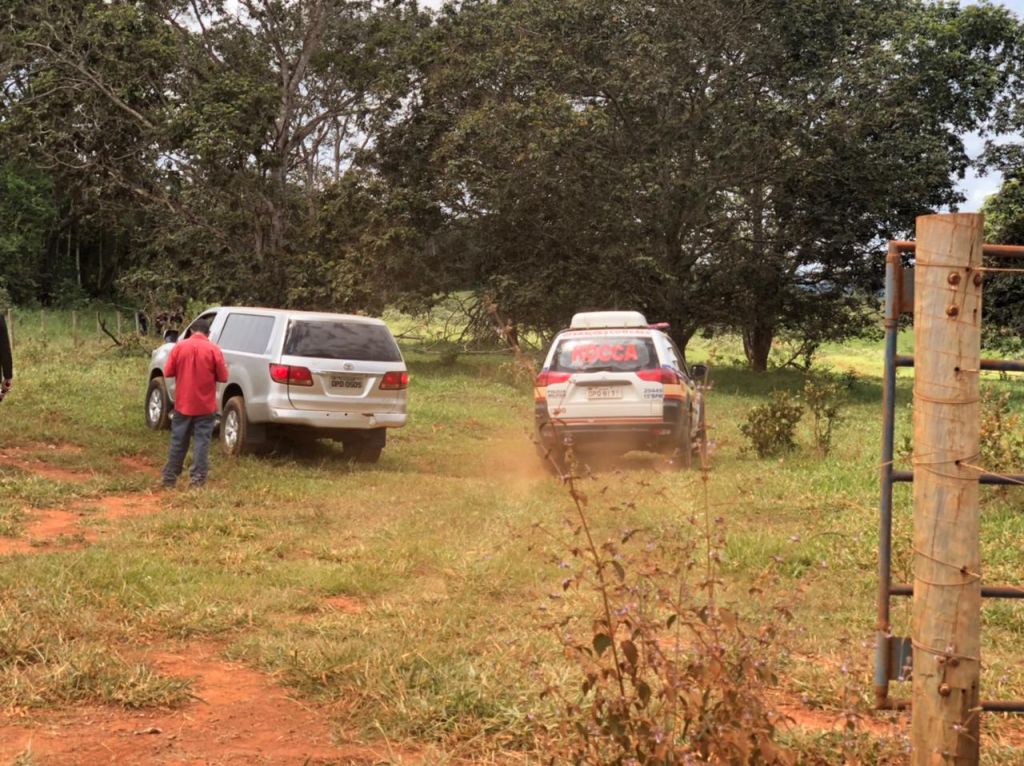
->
<box><xmin>674</xmin><ymin>410</ymin><xmax>693</xmax><ymax>469</ymax></box>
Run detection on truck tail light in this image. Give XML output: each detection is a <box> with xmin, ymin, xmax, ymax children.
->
<box><xmin>269</xmin><ymin>364</ymin><xmax>314</xmax><ymax>386</ymax></box>
<box><xmin>535</xmin><ymin>371</ymin><xmax>571</xmax><ymax>386</ymax></box>
<box><xmin>636</xmin><ymin>368</ymin><xmax>679</xmax><ymax>385</ymax></box>
<box><xmin>380</xmin><ymin>371</ymin><xmax>409</xmax><ymax>390</ymax></box>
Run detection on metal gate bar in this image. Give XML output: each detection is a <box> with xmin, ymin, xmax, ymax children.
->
<box><xmin>890</xmin><ymin>585</ymin><xmax>1024</xmax><ymax>598</ymax></box>
<box><xmin>892</xmin><ymin>470</ymin><xmax>1024</xmax><ymax>485</ymax></box>
<box><xmin>875</xmin><ymin>239</ymin><xmax>1024</xmax><ymax>713</ymax></box>
<box><xmin>895</xmin><ymin>355</ymin><xmax>1024</xmax><ymax>374</ymax></box>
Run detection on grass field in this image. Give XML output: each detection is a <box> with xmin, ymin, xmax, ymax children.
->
<box><xmin>1</xmin><ymin>307</ymin><xmax>1023</xmax><ymax>764</ymax></box>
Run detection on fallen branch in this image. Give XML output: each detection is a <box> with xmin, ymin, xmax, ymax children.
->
<box><xmin>98</xmin><ymin>318</ymin><xmax>122</xmax><ymax>346</ymax></box>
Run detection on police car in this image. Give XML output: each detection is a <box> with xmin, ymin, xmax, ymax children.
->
<box><xmin>534</xmin><ymin>311</ymin><xmax>706</xmax><ymax>467</ymax></box>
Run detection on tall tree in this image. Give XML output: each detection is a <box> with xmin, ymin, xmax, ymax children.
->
<box><xmin>710</xmin><ymin>0</ymin><xmax>1022</xmax><ymax>369</ymax></box>
<box><xmin>0</xmin><ymin>163</ymin><xmax>56</xmax><ymax>304</ymax></box>
<box><xmin>377</xmin><ymin>0</ymin><xmax>1021</xmax><ymax>366</ymax></box>
<box><xmin>980</xmin><ymin>176</ymin><xmax>1024</xmax><ymax>352</ymax></box>
<box><xmin>1</xmin><ymin>0</ymin><xmax>425</xmax><ymax>307</ymax></box>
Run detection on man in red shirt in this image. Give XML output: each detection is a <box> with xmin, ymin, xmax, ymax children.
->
<box><xmin>161</xmin><ymin>318</ymin><xmax>229</xmax><ymax>488</ymax></box>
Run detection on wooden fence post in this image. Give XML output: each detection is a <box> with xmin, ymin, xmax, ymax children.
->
<box><xmin>72</xmin><ymin>311</ymin><xmax>78</xmax><ymax>347</ymax></box>
<box><xmin>911</xmin><ymin>213</ymin><xmax>983</xmax><ymax>765</ymax></box>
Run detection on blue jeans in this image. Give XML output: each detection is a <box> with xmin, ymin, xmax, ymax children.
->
<box><xmin>162</xmin><ymin>412</ymin><xmax>216</xmax><ymax>487</ymax></box>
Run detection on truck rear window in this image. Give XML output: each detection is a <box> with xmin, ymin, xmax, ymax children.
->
<box><xmin>551</xmin><ymin>336</ymin><xmax>657</xmax><ymax>373</ymax></box>
<box><xmin>284</xmin><ymin>320</ymin><xmax>402</xmax><ymax>362</ymax></box>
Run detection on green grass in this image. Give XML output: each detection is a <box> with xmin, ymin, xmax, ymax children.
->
<box><xmin>0</xmin><ymin>309</ymin><xmax>1022</xmax><ymax>761</ymax></box>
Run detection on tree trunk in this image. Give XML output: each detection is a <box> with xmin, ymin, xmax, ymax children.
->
<box><xmin>742</xmin><ymin>321</ymin><xmax>773</xmax><ymax>372</ymax></box>
<box><xmin>670</xmin><ymin>323</ymin><xmax>698</xmax><ymax>364</ymax></box>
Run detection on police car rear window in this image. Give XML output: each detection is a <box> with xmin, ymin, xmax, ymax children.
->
<box><xmin>551</xmin><ymin>336</ymin><xmax>657</xmax><ymax>373</ymax></box>
<box><xmin>284</xmin><ymin>320</ymin><xmax>402</xmax><ymax>362</ymax></box>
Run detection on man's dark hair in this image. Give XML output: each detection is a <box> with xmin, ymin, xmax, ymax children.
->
<box><xmin>191</xmin><ymin>318</ymin><xmax>211</xmax><ymax>336</ymax></box>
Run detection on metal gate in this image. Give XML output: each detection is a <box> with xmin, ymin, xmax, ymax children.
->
<box><xmin>876</xmin><ymin>239</ymin><xmax>1024</xmax><ymax>712</ymax></box>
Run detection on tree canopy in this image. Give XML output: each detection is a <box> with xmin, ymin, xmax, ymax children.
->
<box><xmin>2</xmin><ymin>0</ymin><xmax>1023</xmax><ymax>366</ymax></box>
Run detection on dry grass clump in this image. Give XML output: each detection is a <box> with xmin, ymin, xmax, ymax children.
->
<box><xmin>0</xmin><ymin>594</ymin><xmax>191</xmax><ymax>709</ymax></box>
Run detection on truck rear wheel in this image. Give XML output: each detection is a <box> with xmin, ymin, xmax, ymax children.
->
<box><xmin>145</xmin><ymin>377</ymin><xmax>171</xmax><ymax>431</ymax></box>
<box><xmin>353</xmin><ymin>445</ymin><xmax>382</xmax><ymax>463</ymax></box>
<box><xmin>344</xmin><ymin>431</ymin><xmax>386</xmax><ymax>464</ymax></box>
<box><xmin>221</xmin><ymin>396</ymin><xmax>252</xmax><ymax>456</ymax></box>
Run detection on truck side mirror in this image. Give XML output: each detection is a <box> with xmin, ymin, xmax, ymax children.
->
<box><xmin>690</xmin><ymin>364</ymin><xmax>708</xmax><ymax>383</ymax></box>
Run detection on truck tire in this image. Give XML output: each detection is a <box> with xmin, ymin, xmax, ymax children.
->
<box><xmin>145</xmin><ymin>377</ymin><xmax>171</xmax><ymax>431</ymax></box>
<box><xmin>221</xmin><ymin>396</ymin><xmax>252</xmax><ymax>456</ymax></box>
<box><xmin>353</xmin><ymin>445</ymin><xmax>383</xmax><ymax>464</ymax></box>
<box><xmin>674</xmin><ymin>408</ymin><xmax>693</xmax><ymax>469</ymax></box>
<box><xmin>344</xmin><ymin>431</ymin><xmax>386</xmax><ymax>464</ymax></box>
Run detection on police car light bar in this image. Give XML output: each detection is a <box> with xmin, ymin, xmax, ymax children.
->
<box><xmin>570</xmin><ymin>311</ymin><xmax>649</xmax><ymax>329</ymax></box>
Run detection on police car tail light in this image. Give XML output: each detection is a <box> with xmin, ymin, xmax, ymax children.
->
<box><xmin>380</xmin><ymin>371</ymin><xmax>409</xmax><ymax>390</ymax></box>
<box><xmin>269</xmin><ymin>363</ymin><xmax>314</xmax><ymax>386</ymax></box>
<box><xmin>535</xmin><ymin>371</ymin><xmax>571</xmax><ymax>386</ymax></box>
<box><xmin>636</xmin><ymin>368</ymin><xmax>679</xmax><ymax>385</ymax></box>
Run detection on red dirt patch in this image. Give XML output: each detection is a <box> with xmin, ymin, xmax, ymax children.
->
<box><xmin>768</xmin><ymin>690</ymin><xmax>1024</xmax><ymax>749</ymax></box>
<box><xmin>0</xmin><ymin>445</ymin><xmax>93</xmax><ymax>483</ymax></box>
<box><xmin>3</xmin><ymin>442</ymin><xmax>84</xmax><ymax>455</ymax></box>
<box><xmin>0</xmin><ymin>642</ymin><xmax>420</xmax><ymax>765</ymax></box>
<box><xmin>119</xmin><ymin>454</ymin><xmax>158</xmax><ymax>473</ymax></box>
<box><xmin>284</xmin><ymin>595</ymin><xmax>367</xmax><ymax>625</ymax></box>
<box><xmin>91</xmin><ymin>492</ymin><xmax>163</xmax><ymax>522</ymax></box>
<box><xmin>770</xmin><ymin>694</ymin><xmax>907</xmax><ymax>739</ymax></box>
<box><xmin>0</xmin><ymin>509</ymin><xmax>86</xmax><ymax>555</ymax></box>
<box><xmin>0</xmin><ymin>493</ymin><xmax>165</xmax><ymax>556</ymax></box>
<box><xmin>324</xmin><ymin>595</ymin><xmax>365</xmax><ymax>614</ymax></box>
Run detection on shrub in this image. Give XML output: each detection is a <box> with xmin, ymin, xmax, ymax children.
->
<box><xmin>740</xmin><ymin>391</ymin><xmax>803</xmax><ymax>458</ymax></box>
<box><xmin>980</xmin><ymin>388</ymin><xmax>1024</xmax><ymax>474</ymax></box>
<box><xmin>802</xmin><ymin>375</ymin><xmax>846</xmax><ymax>457</ymax></box>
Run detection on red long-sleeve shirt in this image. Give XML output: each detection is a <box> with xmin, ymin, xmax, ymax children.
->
<box><xmin>165</xmin><ymin>333</ymin><xmax>229</xmax><ymax>416</ymax></box>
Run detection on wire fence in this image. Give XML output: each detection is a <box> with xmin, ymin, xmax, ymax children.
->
<box><xmin>4</xmin><ymin>306</ymin><xmax>149</xmax><ymax>350</ymax></box>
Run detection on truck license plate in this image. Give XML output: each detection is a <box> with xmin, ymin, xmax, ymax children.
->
<box><xmin>587</xmin><ymin>386</ymin><xmax>623</xmax><ymax>400</ymax></box>
<box><xmin>330</xmin><ymin>375</ymin><xmax>363</xmax><ymax>390</ymax></box>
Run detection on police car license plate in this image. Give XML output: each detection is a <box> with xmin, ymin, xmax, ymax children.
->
<box><xmin>330</xmin><ymin>375</ymin><xmax>363</xmax><ymax>390</ymax></box>
<box><xmin>587</xmin><ymin>386</ymin><xmax>623</xmax><ymax>400</ymax></box>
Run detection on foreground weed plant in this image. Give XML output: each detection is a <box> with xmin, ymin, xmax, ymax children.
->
<box><xmin>538</xmin><ymin>455</ymin><xmax>795</xmax><ymax>764</ymax></box>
